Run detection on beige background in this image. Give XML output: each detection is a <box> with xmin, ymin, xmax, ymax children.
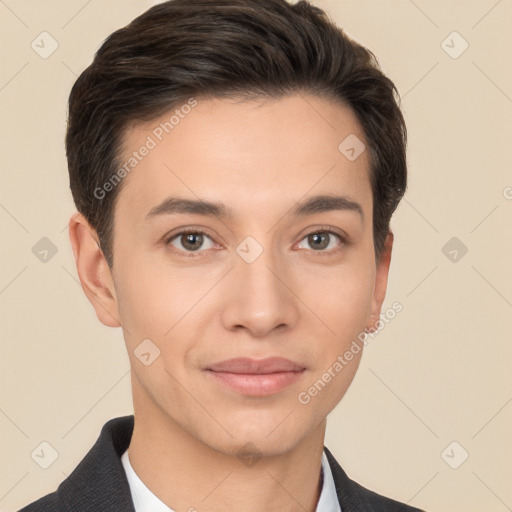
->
<box><xmin>1</xmin><ymin>0</ymin><xmax>511</xmax><ymax>511</ymax></box>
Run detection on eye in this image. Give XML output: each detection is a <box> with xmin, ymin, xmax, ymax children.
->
<box><xmin>296</xmin><ymin>230</ymin><xmax>345</xmax><ymax>253</ymax></box>
<box><xmin>166</xmin><ymin>229</ymin><xmax>216</xmax><ymax>253</ymax></box>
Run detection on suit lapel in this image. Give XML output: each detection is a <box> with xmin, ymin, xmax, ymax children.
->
<box><xmin>56</xmin><ymin>417</ymin><xmax>383</xmax><ymax>512</ymax></box>
<box><xmin>57</xmin><ymin>415</ymin><xmax>136</xmax><ymax>512</ymax></box>
<box><xmin>323</xmin><ymin>446</ymin><xmax>376</xmax><ymax>512</ymax></box>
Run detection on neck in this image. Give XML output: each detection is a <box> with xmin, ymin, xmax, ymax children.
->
<box><xmin>128</xmin><ymin>386</ymin><xmax>326</xmax><ymax>512</ymax></box>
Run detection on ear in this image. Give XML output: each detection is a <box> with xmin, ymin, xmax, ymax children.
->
<box><xmin>366</xmin><ymin>231</ymin><xmax>393</xmax><ymax>331</ymax></box>
<box><xmin>68</xmin><ymin>212</ymin><xmax>121</xmax><ymax>328</ymax></box>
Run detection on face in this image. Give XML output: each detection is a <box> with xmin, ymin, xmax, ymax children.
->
<box><xmin>72</xmin><ymin>94</ymin><xmax>392</xmax><ymax>457</ymax></box>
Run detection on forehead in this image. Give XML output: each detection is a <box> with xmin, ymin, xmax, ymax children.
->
<box><xmin>114</xmin><ymin>94</ymin><xmax>372</xmax><ymax>226</ymax></box>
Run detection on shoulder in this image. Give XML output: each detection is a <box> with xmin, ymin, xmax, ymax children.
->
<box><xmin>16</xmin><ymin>415</ymin><xmax>136</xmax><ymax>512</ymax></box>
<box><xmin>348</xmin><ymin>478</ymin><xmax>426</xmax><ymax>511</ymax></box>
<box><xmin>323</xmin><ymin>446</ymin><xmax>427</xmax><ymax>512</ymax></box>
<box><xmin>17</xmin><ymin>492</ymin><xmax>61</xmax><ymax>512</ymax></box>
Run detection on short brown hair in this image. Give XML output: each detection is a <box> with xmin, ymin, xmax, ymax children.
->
<box><xmin>66</xmin><ymin>0</ymin><xmax>407</xmax><ymax>269</ymax></box>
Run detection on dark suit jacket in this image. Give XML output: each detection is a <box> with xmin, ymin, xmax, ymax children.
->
<box><xmin>19</xmin><ymin>415</ymin><xmax>426</xmax><ymax>512</ymax></box>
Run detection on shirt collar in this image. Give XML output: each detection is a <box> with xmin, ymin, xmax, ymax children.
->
<box><xmin>121</xmin><ymin>448</ymin><xmax>341</xmax><ymax>512</ymax></box>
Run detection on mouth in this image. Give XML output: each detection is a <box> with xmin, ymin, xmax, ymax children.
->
<box><xmin>204</xmin><ymin>357</ymin><xmax>306</xmax><ymax>396</ymax></box>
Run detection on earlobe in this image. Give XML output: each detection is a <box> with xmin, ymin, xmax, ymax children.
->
<box><xmin>68</xmin><ymin>212</ymin><xmax>121</xmax><ymax>328</ymax></box>
<box><xmin>366</xmin><ymin>231</ymin><xmax>394</xmax><ymax>330</ymax></box>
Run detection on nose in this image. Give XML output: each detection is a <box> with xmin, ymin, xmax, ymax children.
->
<box><xmin>220</xmin><ymin>243</ymin><xmax>300</xmax><ymax>338</ymax></box>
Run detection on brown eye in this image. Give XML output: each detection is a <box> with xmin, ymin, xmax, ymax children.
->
<box><xmin>167</xmin><ymin>230</ymin><xmax>215</xmax><ymax>253</ymax></box>
<box><xmin>308</xmin><ymin>233</ymin><xmax>329</xmax><ymax>250</ymax></box>
<box><xmin>180</xmin><ymin>233</ymin><xmax>204</xmax><ymax>251</ymax></box>
<box><xmin>297</xmin><ymin>231</ymin><xmax>344</xmax><ymax>252</ymax></box>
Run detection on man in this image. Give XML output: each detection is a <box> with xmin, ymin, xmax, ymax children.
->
<box><xmin>20</xmin><ymin>0</ymin><xmax>425</xmax><ymax>510</ymax></box>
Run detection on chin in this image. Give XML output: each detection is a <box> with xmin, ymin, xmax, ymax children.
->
<box><xmin>206</xmin><ymin>434</ymin><xmax>298</xmax><ymax>460</ymax></box>
<box><xmin>195</xmin><ymin>418</ymin><xmax>310</xmax><ymax>459</ymax></box>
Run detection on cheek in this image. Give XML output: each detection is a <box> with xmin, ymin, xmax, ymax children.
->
<box><xmin>113</xmin><ymin>253</ymin><xmax>222</xmax><ymax>355</ymax></box>
<box><xmin>113</xmin><ymin>256</ymin><xmax>181</xmax><ymax>341</ymax></box>
<box><xmin>334</xmin><ymin>281</ymin><xmax>373</xmax><ymax>338</ymax></box>
<box><xmin>301</xmin><ymin>258</ymin><xmax>375</xmax><ymax>339</ymax></box>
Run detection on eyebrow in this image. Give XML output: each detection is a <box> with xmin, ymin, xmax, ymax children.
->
<box><xmin>144</xmin><ymin>194</ymin><xmax>364</xmax><ymax>222</ymax></box>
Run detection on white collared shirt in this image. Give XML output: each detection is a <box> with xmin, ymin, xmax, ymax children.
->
<box><xmin>121</xmin><ymin>448</ymin><xmax>341</xmax><ymax>512</ymax></box>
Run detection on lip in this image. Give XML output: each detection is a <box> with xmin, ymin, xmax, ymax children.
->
<box><xmin>206</xmin><ymin>357</ymin><xmax>306</xmax><ymax>374</ymax></box>
<box><xmin>205</xmin><ymin>357</ymin><xmax>306</xmax><ymax>397</ymax></box>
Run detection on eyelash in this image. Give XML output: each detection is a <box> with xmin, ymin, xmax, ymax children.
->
<box><xmin>164</xmin><ymin>226</ymin><xmax>348</xmax><ymax>257</ymax></box>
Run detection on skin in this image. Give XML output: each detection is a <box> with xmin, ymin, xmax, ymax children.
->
<box><xmin>69</xmin><ymin>93</ymin><xmax>393</xmax><ymax>512</ymax></box>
